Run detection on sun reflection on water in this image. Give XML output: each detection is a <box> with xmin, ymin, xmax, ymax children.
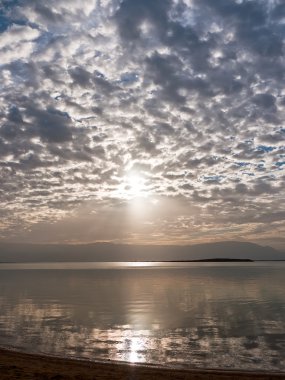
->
<box><xmin>128</xmin><ymin>337</ymin><xmax>144</xmax><ymax>363</ymax></box>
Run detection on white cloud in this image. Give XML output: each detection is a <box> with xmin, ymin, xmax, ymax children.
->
<box><xmin>0</xmin><ymin>25</ymin><xmax>40</xmax><ymax>65</ymax></box>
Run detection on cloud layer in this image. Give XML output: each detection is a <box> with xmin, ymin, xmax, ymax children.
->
<box><xmin>0</xmin><ymin>0</ymin><xmax>284</xmax><ymax>248</ymax></box>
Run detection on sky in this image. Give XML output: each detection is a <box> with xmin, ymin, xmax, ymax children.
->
<box><xmin>0</xmin><ymin>0</ymin><xmax>284</xmax><ymax>249</ymax></box>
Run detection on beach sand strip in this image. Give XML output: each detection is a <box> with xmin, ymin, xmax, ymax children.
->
<box><xmin>0</xmin><ymin>348</ymin><xmax>284</xmax><ymax>380</ymax></box>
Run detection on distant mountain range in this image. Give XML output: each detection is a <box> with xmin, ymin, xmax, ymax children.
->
<box><xmin>0</xmin><ymin>241</ymin><xmax>284</xmax><ymax>262</ymax></box>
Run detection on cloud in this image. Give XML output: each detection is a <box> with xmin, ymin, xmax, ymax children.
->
<box><xmin>0</xmin><ymin>0</ymin><xmax>284</xmax><ymax>249</ymax></box>
<box><xmin>0</xmin><ymin>24</ymin><xmax>40</xmax><ymax>65</ymax></box>
<box><xmin>25</xmin><ymin>106</ymin><xmax>73</xmax><ymax>143</ymax></box>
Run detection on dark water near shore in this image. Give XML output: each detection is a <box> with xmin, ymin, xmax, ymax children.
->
<box><xmin>0</xmin><ymin>262</ymin><xmax>284</xmax><ymax>371</ymax></box>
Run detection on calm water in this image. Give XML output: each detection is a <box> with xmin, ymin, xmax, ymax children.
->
<box><xmin>0</xmin><ymin>262</ymin><xmax>284</xmax><ymax>371</ymax></box>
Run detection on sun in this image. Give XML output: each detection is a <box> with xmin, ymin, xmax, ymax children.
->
<box><xmin>114</xmin><ymin>171</ymin><xmax>150</xmax><ymax>201</ymax></box>
<box><xmin>125</xmin><ymin>174</ymin><xmax>146</xmax><ymax>198</ymax></box>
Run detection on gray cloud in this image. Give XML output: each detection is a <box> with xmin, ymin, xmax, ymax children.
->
<box><xmin>25</xmin><ymin>106</ymin><xmax>73</xmax><ymax>143</ymax></box>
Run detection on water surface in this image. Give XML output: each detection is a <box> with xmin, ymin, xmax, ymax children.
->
<box><xmin>0</xmin><ymin>262</ymin><xmax>284</xmax><ymax>370</ymax></box>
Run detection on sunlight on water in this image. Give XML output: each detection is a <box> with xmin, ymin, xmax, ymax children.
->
<box><xmin>0</xmin><ymin>262</ymin><xmax>284</xmax><ymax>371</ymax></box>
<box><xmin>128</xmin><ymin>337</ymin><xmax>144</xmax><ymax>363</ymax></box>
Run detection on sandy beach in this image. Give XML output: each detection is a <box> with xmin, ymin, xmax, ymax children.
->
<box><xmin>0</xmin><ymin>348</ymin><xmax>284</xmax><ymax>380</ymax></box>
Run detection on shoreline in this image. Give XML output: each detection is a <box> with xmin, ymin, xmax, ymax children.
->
<box><xmin>0</xmin><ymin>348</ymin><xmax>284</xmax><ymax>380</ymax></box>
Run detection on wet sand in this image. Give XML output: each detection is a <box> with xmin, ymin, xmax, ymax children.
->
<box><xmin>0</xmin><ymin>348</ymin><xmax>284</xmax><ymax>380</ymax></box>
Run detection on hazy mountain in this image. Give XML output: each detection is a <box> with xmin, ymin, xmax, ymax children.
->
<box><xmin>0</xmin><ymin>241</ymin><xmax>283</xmax><ymax>262</ymax></box>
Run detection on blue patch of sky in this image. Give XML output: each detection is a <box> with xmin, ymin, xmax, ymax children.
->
<box><xmin>256</xmin><ymin>163</ymin><xmax>265</xmax><ymax>171</ymax></box>
<box><xmin>256</xmin><ymin>145</ymin><xmax>276</xmax><ymax>153</ymax></box>
<box><xmin>235</xmin><ymin>162</ymin><xmax>250</xmax><ymax>167</ymax></box>
<box><xmin>0</xmin><ymin>13</ymin><xmax>10</xmax><ymax>32</ymax></box>
<box><xmin>7</xmin><ymin>60</ymin><xmax>34</xmax><ymax>82</ymax></box>
<box><xmin>0</xmin><ymin>0</ymin><xmax>23</xmax><ymax>32</ymax></box>
<box><xmin>119</xmin><ymin>72</ymin><xmax>139</xmax><ymax>85</ymax></box>
<box><xmin>33</xmin><ymin>31</ymin><xmax>55</xmax><ymax>53</ymax></box>
<box><xmin>0</xmin><ymin>0</ymin><xmax>30</xmax><ymax>34</ymax></box>
<box><xmin>275</xmin><ymin>161</ymin><xmax>285</xmax><ymax>167</ymax></box>
<box><xmin>203</xmin><ymin>175</ymin><xmax>224</xmax><ymax>183</ymax></box>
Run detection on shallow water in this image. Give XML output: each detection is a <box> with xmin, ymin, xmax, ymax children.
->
<box><xmin>0</xmin><ymin>262</ymin><xmax>284</xmax><ymax>370</ymax></box>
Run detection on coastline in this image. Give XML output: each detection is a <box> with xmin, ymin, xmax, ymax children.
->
<box><xmin>0</xmin><ymin>348</ymin><xmax>284</xmax><ymax>380</ymax></box>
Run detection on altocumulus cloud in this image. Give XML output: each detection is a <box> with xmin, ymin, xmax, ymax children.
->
<box><xmin>0</xmin><ymin>0</ymin><xmax>284</xmax><ymax>248</ymax></box>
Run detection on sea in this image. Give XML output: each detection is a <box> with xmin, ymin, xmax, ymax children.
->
<box><xmin>0</xmin><ymin>261</ymin><xmax>284</xmax><ymax>371</ymax></box>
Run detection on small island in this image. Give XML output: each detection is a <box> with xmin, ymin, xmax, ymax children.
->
<box><xmin>174</xmin><ymin>258</ymin><xmax>254</xmax><ymax>262</ymax></box>
<box><xmin>144</xmin><ymin>258</ymin><xmax>254</xmax><ymax>263</ymax></box>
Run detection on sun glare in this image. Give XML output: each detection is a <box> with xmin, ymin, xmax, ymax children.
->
<box><xmin>128</xmin><ymin>337</ymin><xmax>144</xmax><ymax>363</ymax></box>
<box><xmin>125</xmin><ymin>174</ymin><xmax>147</xmax><ymax>198</ymax></box>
